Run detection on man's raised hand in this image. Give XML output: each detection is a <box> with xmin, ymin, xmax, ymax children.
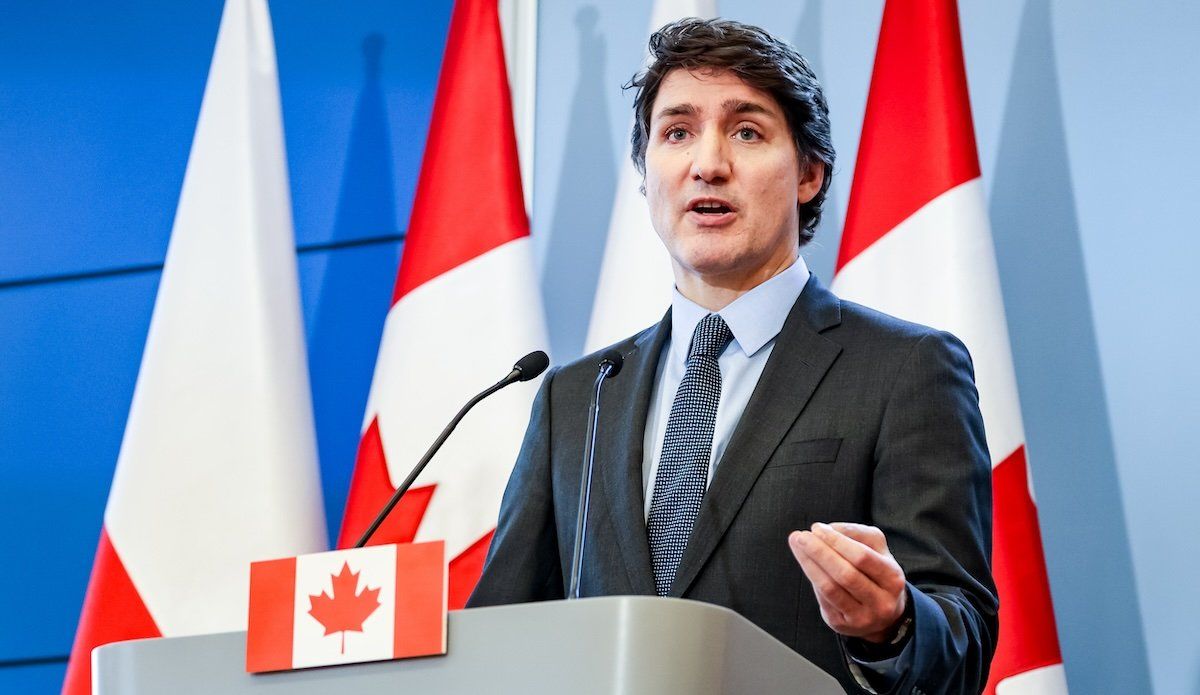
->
<box><xmin>788</xmin><ymin>522</ymin><xmax>908</xmax><ymax>644</ymax></box>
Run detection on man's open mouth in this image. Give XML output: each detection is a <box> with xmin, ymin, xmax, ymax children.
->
<box><xmin>688</xmin><ymin>199</ymin><xmax>735</xmax><ymax>215</ymax></box>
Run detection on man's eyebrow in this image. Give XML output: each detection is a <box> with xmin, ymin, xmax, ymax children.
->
<box><xmin>653</xmin><ymin>103</ymin><xmax>697</xmax><ymax>120</ymax></box>
<box><xmin>652</xmin><ymin>100</ymin><xmax>778</xmax><ymax>121</ymax></box>
<box><xmin>722</xmin><ymin>99</ymin><xmax>776</xmax><ymax>117</ymax></box>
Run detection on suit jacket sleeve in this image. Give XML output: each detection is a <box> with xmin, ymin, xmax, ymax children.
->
<box><xmin>467</xmin><ymin>366</ymin><xmax>565</xmax><ymax>607</ymax></box>
<box><xmin>869</xmin><ymin>330</ymin><xmax>999</xmax><ymax>695</ymax></box>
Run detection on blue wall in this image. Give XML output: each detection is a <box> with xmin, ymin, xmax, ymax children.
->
<box><xmin>533</xmin><ymin>2</ymin><xmax>1199</xmax><ymax>694</ymax></box>
<box><xmin>3</xmin><ymin>1</ymin><xmax>1198</xmax><ymax>693</ymax></box>
<box><xmin>0</xmin><ymin>1</ymin><xmax>453</xmax><ymax>691</ymax></box>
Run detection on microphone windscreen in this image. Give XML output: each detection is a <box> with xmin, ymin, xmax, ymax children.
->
<box><xmin>599</xmin><ymin>349</ymin><xmax>624</xmax><ymax>378</ymax></box>
<box><xmin>514</xmin><ymin>350</ymin><xmax>550</xmax><ymax>381</ymax></box>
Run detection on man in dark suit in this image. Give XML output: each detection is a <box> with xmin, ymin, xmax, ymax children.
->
<box><xmin>469</xmin><ymin>18</ymin><xmax>997</xmax><ymax>694</ymax></box>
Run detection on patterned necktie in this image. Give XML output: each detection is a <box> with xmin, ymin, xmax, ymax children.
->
<box><xmin>647</xmin><ymin>313</ymin><xmax>733</xmax><ymax>596</ymax></box>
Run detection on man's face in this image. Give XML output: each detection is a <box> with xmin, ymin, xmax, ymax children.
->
<box><xmin>644</xmin><ymin>68</ymin><xmax>822</xmax><ymax>291</ymax></box>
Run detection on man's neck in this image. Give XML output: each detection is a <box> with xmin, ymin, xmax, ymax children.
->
<box><xmin>674</xmin><ymin>253</ymin><xmax>800</xmax><ymax>312</ymax></box>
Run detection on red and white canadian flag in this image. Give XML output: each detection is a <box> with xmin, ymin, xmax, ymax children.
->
<box><xmin>832</xmin><ymin>1</ymin><xmax>1068</xmax><ymax>693</ymax></box>
<box><xmin>335</xmin><ymin>0</ymin><xmax>549</xmax><ymax>610</ymax></box>
<box><xmin>63</xmin><ymin>0</ymin><xmax>327</xmax><ymax>692</ymax></box>
<box><xmin>247</xmin><ymin>542</ymin><xmax>446</xmax><ymax>672</ymax></box>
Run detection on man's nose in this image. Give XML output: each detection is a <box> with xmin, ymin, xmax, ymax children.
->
<box><xmin>689</xmin><ymin>129</ymin><xmax>732</xmax><ymax>183</ymax></box>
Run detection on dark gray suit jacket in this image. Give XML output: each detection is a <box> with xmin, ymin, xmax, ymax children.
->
<box><xmin>468</xmin><ymin>274</ymin><xmax>998</xmax><ymax>694</ymax></box>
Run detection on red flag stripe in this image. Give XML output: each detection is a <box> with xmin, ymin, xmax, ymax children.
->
<box><xmin>986</xmin><ymin>446</ymin><xmax>1064</xmax><ymax>694</ymax></box>
<box><xmin>391</xmin><ymin>0</ymin><xmax>528</xmax><ymax>304</ymax></box>
<box><xmin>246</xmin><ymin>556</ymin><xmax>296</xmax><ymax>673</ymax></box>
<box><xmin>837</xmin><ymin>0</ymin><xmax>981</xmax><ymax>272</ymax></box>
<box><xmin>393</xmin><ymin>542</ymin><xmax>446</xmax><ymax>656</ymax></box>
<box><xmin>62</xmin><ymin>529</ymin><xmax>160</xmax><ymax>695</ymax></box>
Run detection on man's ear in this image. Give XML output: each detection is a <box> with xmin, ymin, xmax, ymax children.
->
<box><xmin>797</xmin><ymin>160</ymin><xmax>825</xmax><ymax>206</ymax></box>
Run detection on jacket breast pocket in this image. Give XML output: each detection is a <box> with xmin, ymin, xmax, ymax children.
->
<box><xmin>765</xmin><ymin>437</ymin><xmax>842</xmax><ymax>468</ymax></box>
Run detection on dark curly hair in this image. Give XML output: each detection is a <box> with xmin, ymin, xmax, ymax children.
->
<box><xmin>626</xmin><ymin>18</ymin><xmax>835</xmax><ymax>246</ymax></box>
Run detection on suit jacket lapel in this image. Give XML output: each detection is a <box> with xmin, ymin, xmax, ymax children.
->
<box><xmin>595</xmin><ymin>312</ymin><xmax>670</xmax><ymax>595</ymax></box>
<box><xmin>670</xmin><ymin>274</ymin><xmax>843</xmax><ymax>597</ymax></box>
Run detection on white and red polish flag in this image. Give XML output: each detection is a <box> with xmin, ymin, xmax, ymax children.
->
<box><xmin>335</xmin><ymin>0</ymin><xmax>548</xmax><ymax>610</ymax></box>
<box><xmin>246</xmin><ymin>542</ymin><xmax>446</xmax><ymax>672</ymax></box>
<box><xmin>584</xmin><ymin>0</ymin><xmax>716</xmax><ymax>352</ymax></box>
<box><xmin>62</xmin><ymin>0</ymin><xmax>327</xmax><ymax>692</ymax></box>
<box><xmin>831</xmin><ymin>1</ymin><xmax>1068</xmax><ymax>693</ymax></box>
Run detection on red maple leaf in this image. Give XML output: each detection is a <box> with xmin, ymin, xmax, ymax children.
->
<box><xmin>307</xmin><ymin>562</ymin><xmax>382</xmax><ymax>654</ymax></box>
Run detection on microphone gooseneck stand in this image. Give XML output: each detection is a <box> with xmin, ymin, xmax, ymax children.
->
<box><xmin>354</xmin><ymin>350</ymin><xmax>549</xmax><ymax>548</ymax></box>
<box><xmin>568</xmin><ymin>349</ymin><xmax>624</xmax><ymax>599</ymax></box>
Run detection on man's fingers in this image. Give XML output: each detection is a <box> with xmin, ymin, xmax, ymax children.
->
<box><xmin>811</xmin><ymin>523</ymin><xmax>905</xmax><ymax>595</ymax></box>
<box><xmin>791</xmin><ymin>531</ymin><xmax>898</xmax><ymax>637</ymax></box>
<box><xmin>828</xmin><ymin>522</ymin><xmax>888</xmax><ymax>553</ymax></box>
<box><xmin>788</xmin><ymin>531</ymin><xmax>864</xmax><ymax>615</ymax></box>
<box><xmin>791</xmin><ymin>530</ymin><xmax>888</xmax><ymax>613</ymax></box>
<box><xmin>795</xmin><ymin>528</ymin><xmax>890</xmax><ymax>604</ymax></box>
<box><xmin>790</xmin><ymin>525</ymin><xmax>909</xmax><ymax>640</ymax></box>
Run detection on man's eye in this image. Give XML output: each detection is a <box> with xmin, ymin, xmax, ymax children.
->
<box><xmin>736</xmin><ymin>127</ymin><xmax>760</xmax><ymax>141</ymax></box>
<box><xmin>665</xmin><ymin>128</ymin><xmax>688</xmax><ymax>141</ymax></box>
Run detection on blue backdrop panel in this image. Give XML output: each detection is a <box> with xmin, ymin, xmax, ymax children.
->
<box><xmin>0</xmin><ymin>662</ymin><xmax>68</xmax><ymax>695</ymax></box>
<box><xmin>0</xmin><ymin>0</ymin><xmax>451</xmax><ymax>281</ymax></box>
<box><xmin>274</xmin><ymin>3</ymin><xmax>451</xmax><ymax>247</ymax></box>
<box><xmin>0</xmin><ymin>1</ymin><xmax>222</xmax><ymax>284</ymax></box>
<box><xmin>0</xmin><ymin>271</ymin><xmax>158</xmax><ymax>660</ymax></box>
<box><xmin>0</xmin><ymin>1</ymin><xmax>451</xmax><ymax>686</ymax></box>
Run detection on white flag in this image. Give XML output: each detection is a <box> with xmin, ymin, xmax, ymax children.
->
<box><xmin>64</xmin><ymin>1</ymin><xmax>326</xmax><ymax>691</ymax></box>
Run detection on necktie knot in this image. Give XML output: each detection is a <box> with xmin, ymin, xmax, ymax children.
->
<box><xmin>688</xmin><ymin>313</ymin><xmax>733</xmax><ymax>361</ymax></box>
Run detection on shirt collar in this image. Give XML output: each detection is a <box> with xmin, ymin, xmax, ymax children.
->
<box><xmin>670</xmin><ymin>255</ymin><xmax>810</xmax><ymax>360</ymax></box>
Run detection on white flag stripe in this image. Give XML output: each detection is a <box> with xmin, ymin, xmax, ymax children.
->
<box><xmin>293</xmin><ymin>546</ymin><xmax>396</xmax><ymax>667</ymax></box>
<box><xmin>364</xmin><ymin>237</ymin><xmax>549</xmax><ymax>556</ymax></box>
<box><xmin>103</xmin><ymin>0</ymin><xmax>326</xmax><ymax>635</ymax></box>
<box><xmin>832</xmin><ymin>179</ymin><xmax>1025</xmax><ymax>467</ymax></box>
<box><xmin>996</xmin><ymin>664</ymin><xmax>1070</xmax><ymax>695</ymax></box>
<box><xmin>584</xmin><ymin>0</ymin><xmax>716</xmax><ymax>353</ymax></box>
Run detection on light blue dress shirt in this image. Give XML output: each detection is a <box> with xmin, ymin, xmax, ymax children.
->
<box><xmin>641</xmin><ymin>255</ymin><xmax>811</xmax><ymax>514</ymax></box>
<box><xmin>639</xmin><ymin>255</ymin><xmax>909</xmax><ymax>692</ymax></box>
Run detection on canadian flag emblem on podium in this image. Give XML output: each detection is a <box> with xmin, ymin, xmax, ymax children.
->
<box><xmin>246</xmin><ymin>541</ymin><xmax>447</xmax><ymax>672</ymax></box>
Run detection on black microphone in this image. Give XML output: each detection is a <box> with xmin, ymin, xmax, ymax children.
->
<box><xmin>354</xmin><ymin>350</ymin><xmax>550</xmax><ymax>548</ymax></box>
<box><xmin>567</xmin><ymin>349</ymin><xmax>624</xmax><ymax>599</ymax></box>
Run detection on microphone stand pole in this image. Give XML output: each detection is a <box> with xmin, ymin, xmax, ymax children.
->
<box><xmin>568</xmin><ymin>356</ymin><xmax>620</xmax><ymax>599</ymax></box>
